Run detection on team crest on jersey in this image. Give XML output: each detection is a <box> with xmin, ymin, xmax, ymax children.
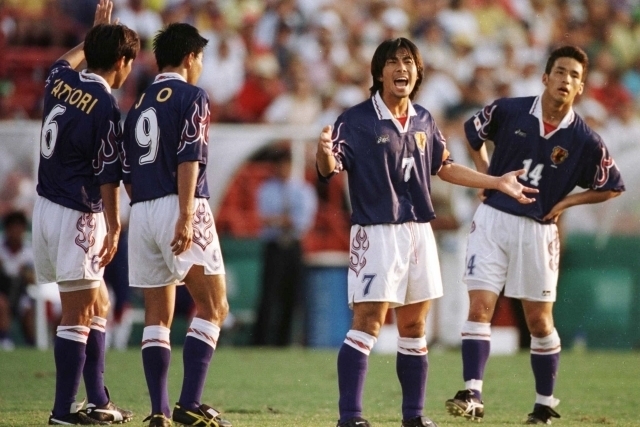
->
<box><xmin>349</xmin><ymin>227</ymin><xmax>369</xmax><ymax>277</ymax></box>
<box><xmin>550</xmin><ymin>146</ymin><xmax>569</xmax><ymax>165</ymax></box>
<box><xmin>414</xmin><ymin>132</ymin><xmax>427</xmax><ymax>153</ymax></box>
<box><xmin>377</xmin><ymin>134</ymin><xmax>389</xmax><ymax>144</ymax></box>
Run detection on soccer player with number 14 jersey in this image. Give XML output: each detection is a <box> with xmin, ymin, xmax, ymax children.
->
<box><xmin>445</xmin><ymin>45</ymin><xmax>625</xmax><ymax>425</ymax></box>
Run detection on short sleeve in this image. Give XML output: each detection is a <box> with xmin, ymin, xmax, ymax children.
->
<box><xmin>93</xmin><ymin>104</ymin><xmax>123</xmax><ymax>185</ymax></box>
<box><xmin>177</xmin><ymin>90</ymin><xmax>210</xmax><ymax>164</ymax></box>
<box><xmin>464</xmin><ymin>101</ymin><xmax>500</xmax><ymax>151</ymax></box>
<box><xmin>578</xmin><ymin>140</ymin><xmax>626</xmax><ymax>191</ymax></box>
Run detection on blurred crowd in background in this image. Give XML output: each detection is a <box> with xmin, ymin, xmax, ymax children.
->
<box><xmin>0</xmin><ymin>0</ymin><xmax>639</xmax><ymax>349</ymax></box>
<box><xmin>0</xmin><ymin>0</ymin><xmax>639</xmax><ymax>232</ymax></box>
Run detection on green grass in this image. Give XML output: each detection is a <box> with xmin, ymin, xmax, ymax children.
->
<box><xmin>0</xmin><ymin>347</ymin><xmax>638</xmax><ymax>426</ymax></box>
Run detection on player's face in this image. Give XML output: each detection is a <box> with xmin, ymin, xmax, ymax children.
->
<box><xmin>542</xmin><ymin>57</ymin><xmax>584</xmax><ymax>104</ymax></box>
<box><xmin>187</xmin><ymin>51</ymin><xmax>204</xmax><ymax>85</ymax></box>
<box><xmin>379</xmin><ymin>48</ymin><xmax>417</xmax><ymax>100</ymax></box>
<box><xmin>112</xmin><ymin>58</ymin><xmax>133</xmax><ymax>90</ymax></box>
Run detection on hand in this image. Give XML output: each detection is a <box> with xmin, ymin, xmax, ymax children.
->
<box><xmin>98</xmin><ymin>229</ymin><xmax>120</xmax><ymax>268</ymax></box>
<box><xmin>93</xmin><ymin>0</ymin><xmax>115</xmax><ymax>27</ymax></box>
<box><xmin>497</xmin><ymin>169</ymin><xmax>539</xmax><ymax>204</ymax></box>
<box><xmin>171</xmin><ymin>213</ymin><xmax>193</xmax><ymax>255</ymax></box>
<box><xmin>543</xmin><ymin>202</ymin><xmax>566</xmax><ymax>223</ymax></box>
<box><xmin>317</xmin><ymin>125</ymin><xmax>333</xmax><ymax>157</ymax></box>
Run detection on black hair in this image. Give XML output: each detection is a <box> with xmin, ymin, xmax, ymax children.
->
<box><xmin>153</xmin><ymin>23</ymin><xmax>208</xmax><ymax>70</ymax></box>
<box><xmin>545</xmin><ymin>45</ymin><xmax>589</xmax><ymax>82</ymax></box>
<box><xmin>369</xmin><ymin>38</ymin><xmax>424</xmax><ymax>100</ymax></box>
<box><xmin>84</xmin><ymin>24</ymin><xmax>140</xmax><ymax>71</ymax></box>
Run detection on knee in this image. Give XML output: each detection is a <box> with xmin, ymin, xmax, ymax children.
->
<box><xmin>468</xmin><ymin>301</ymin><xmax>495</xmax><ymax>323</ymax></box>
<box><xmin>94</xmin><ymin>296</ymin><xmax>111</xmax><ymax>319</ymax></box>
<box><xmin>397</xmin><ymin>318</ymin><xmax>426</xmax><ymax>338</ymax></box>
<box><xmin>215</xmin><ymin>298</ymin><xmax>229</xmax><ymax>324</ymax></box>
<box><xmin>527</xmin><ymin>315</ymin><xmax>554</xmax><ymax>337</ymax></box>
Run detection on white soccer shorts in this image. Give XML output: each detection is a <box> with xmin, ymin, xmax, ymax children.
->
<box><xmin>128</xmin><ymin>195</ymin><xmax>225</xmax><ymax>287</ymax></box>
<box><xmin>463</xmin><ymin>203</ymin><xmax>560</xmax><ymax>302</ymax></box>
<box><xmin>347</xmin><ymin>222</ymin><xmax>443</xmax><ymax>308</ymax></box>
<box><xmin>32</xmin><ymin>195</ymin><xmax>107</xmax><ymax>285</ymax></box>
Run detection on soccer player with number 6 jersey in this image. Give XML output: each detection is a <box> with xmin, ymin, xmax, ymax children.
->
<box><xmin>445</xmin><ymin>45</ymin><xmax>625</xmax><ymax>425</ymax></box>
<box><xmin>32</xmin><ymin>0</ymin><xmax>140</xmax><ymax>424</ymax></box>
<box><xmin>316</xmin><ymin>37</ymin><xmax>539</xmax><ymax>427</ymax></box>
<box><xmin>122</xmin><ymin>23</ymin><xmax>231</xmax><ymax>427</ymax></box>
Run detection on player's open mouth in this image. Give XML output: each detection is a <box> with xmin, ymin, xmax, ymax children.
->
<box><xmin>394</xmin><ymin>77</ymin><xmax>409</xmax><ymax>88</ymax></box>
<box><xmin>558</xmin><ymin>87</ymin><xmax>569</xmax><ymax>95</ymax></box>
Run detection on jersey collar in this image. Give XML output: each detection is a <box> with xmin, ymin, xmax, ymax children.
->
<box><xmin>153</xmin><ymin>72</ymin><xmax>187</xmax><ymax>84</ymax></box>
<box><xmin>79</xmin><ymin>70</ymin><xmax>111</xmax><ymax>93</ymax></box>
<box><xmin>371</xmin><ymin>91</ymin><xmax>417</xmax><ymax>134</ymax></box>
<box><xmin>529</xmin><ymin>95</ymin><xmax>575</xmax><ymax>139</ymax></box>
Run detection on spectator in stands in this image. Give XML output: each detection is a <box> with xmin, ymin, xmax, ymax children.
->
<box><xmin>114</xmin><ymin>0</ymin><xmax>163</xmax><ymax>49</ymax></box>
<box><xmin>0</xmin><ymin>210</ymin><xmax>35</xmax><ymax>349</ymax></box>
<box><xmin>224</xmin><ymin>52</ymin><xmax>284</xmax><ymax>123</ymax></box>
<box><xmin>263</xmin><ymin>59</ymin><xmax>322</xmax><ymax>125</ymax></box>
<box><xmin>253</xmin><ymin>145</ymin><xmax>317</xmax><ymax>346</ymax></box>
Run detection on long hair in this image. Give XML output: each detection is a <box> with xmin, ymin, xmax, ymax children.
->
<box><xmin>545</xmin><ymin>45</ymin><xmax>589</xmax><ymax>82</ymax></box>
<box><xmin>153</xmin><ymin>23</ymin><xmax>208</xmax><ymax>70</ymax></box>
<box><xmin>369</xmin><ymin>38</ymin><xmax>424</xmax><ymax>100</ymax></box>
<box><xmin>84</xmin><ymin>24</ymin><xmax>140</xmax><ymax>71</ymax></box>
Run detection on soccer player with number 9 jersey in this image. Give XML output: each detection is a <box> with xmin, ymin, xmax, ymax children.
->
<box><xmin>445</xmin><ymin>45</ymin><xmax>625</xmax><ymax>425</ymax></box>
<box><xmin>121</xmin><ymin>23</ymin><xmax>231</xmax><ymax>427</ymax></box>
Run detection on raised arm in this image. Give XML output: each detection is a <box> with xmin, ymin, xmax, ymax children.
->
<box><xmin>58</xmin><ymin>0</ymin><xmax>115</xmax><ymax>69</ymax></box>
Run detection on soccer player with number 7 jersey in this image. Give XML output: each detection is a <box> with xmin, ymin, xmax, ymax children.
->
<box><xmin>32</xmin><ymin>0</ymin><xmax>140</xmax><ymax>424</ymax></box>
<box><xmin>316</xmin><ymin>37</ymin><xmax>539</xmax><ymax>427</ymax></box>
<box><xmin>121</xmin><ymin>23</ymin><xmax>231</xmax><ymax>427</ymax></box>
<box><xmin>445</xmin><ymin>45</ymin><xmax>625</xmax><ymax>425</ymax></box>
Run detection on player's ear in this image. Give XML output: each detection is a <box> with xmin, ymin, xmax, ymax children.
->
<box><xmin>184</xmin><ymin>52</ymin><xmax>195</xmax><ymax>69</ymax></box>
<box><xmin>114</xmin><ymin>56</ymin><xmax>126</xmax><ymax>71</ymax></box>
<box><xmin>577</xmin><ymin>81</ymin><xmax>584</xmax><ymax>95</ymax></box>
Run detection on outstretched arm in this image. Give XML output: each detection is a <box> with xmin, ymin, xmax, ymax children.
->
<box><xmin>58</xmin><ymin>0</ymin><xmax>114</xmax><ymax>69</ymax></box>
<box><xmin>543</xmin><ymin>189</ymin><xmax>621</xmax><ymax>222</ymax></box>
<box><xmin>437</xmin><ymin>163</ymin><xmax>538</xmax><ymax>204</ymax></box>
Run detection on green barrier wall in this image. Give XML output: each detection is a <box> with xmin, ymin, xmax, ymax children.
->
<box><xmin>555</xmin><ymin>234</ymin><xmax>640</xmax><ymax>350</ymax></box>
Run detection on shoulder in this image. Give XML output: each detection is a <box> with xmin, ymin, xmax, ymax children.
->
<box><xmin>411</xmin><ymin>103</ymin><xmax>436</xmax><ymax>123</ymax></box>
<box><xmin>339</xmin><ymin>98</ymin><xmax>374</xmax><ymax>121</ymax></box>
<box><xmin>571</xmin><ymin>113</ymin><xmax>605</xmax><ymax>147</ymax></box>
<box><xmin>495</xmin><ymin>96</ymin><xmax>535</xmax><ymax>111</ymax></box>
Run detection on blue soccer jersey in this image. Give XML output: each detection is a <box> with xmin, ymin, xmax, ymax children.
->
<box><xmin>36</xmin><ymin>60</ymin><xmax>123</xmax><ymax>213</ymax></box>
<box><xmin>122</xmin><ymin>73</ymin><xmax>210</xmax><ymax>204</ymax></box>
<box><xmin>323</xmin><ymin>92</ymin><xmax>449</xmax><ymax>225</ymax></box>
<box><xmin>465</xmin><ymin>96</ymin><xmax>625</xmax><ymax>223</ymax></box>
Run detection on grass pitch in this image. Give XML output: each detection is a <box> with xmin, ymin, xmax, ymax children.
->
<box><xmin>0</xmin><ymin>347</ymin><xmax>637</xmax><ymax>426</ymax></box>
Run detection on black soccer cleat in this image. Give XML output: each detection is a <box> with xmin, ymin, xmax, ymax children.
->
<box><xmin>445</xmin><ymin>389</ymin><xmax>484</xmax><ymax>421</ymax></box>
<box><xmin>48</xmin><ymin>411</ymin><xmax>110</xmax><ymax>425</ymax></box>
<box><xmin>402</xmin><ymin>415</ymin><xmax>439</xmax><ymax>427</ymax></box>
<box><xmin>336</xmin><ymin>417</ymin><xmax>371</xmax><ymax>427</ymax></box>
<box><xmin>143</xmin><ymin>414</ymin><xmax>172</xmax><ymax>427</ymax></box>
<box><xmin>172</xmin><ymin>403</ymin><xmax>232</xmax><ymax>427</ymax></box>
<box><xmin>525</xmin><ymin>404</ymin><xmax>561</xmax><ymax>425</ymax></box>
<box><xmin>85</xmin><ymin>387</ymin><xmax>133</xmax><ymax>423</ymax></box>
